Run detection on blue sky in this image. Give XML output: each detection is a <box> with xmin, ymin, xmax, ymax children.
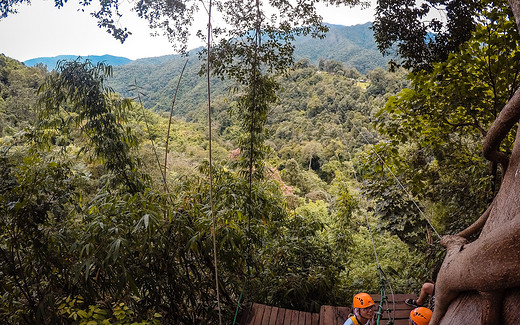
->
<box><xmin>0</xmin><ymin>1</ymin><xmax>375</xmax><ymax>62</ymax></box>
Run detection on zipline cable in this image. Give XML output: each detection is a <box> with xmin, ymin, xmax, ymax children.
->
<box><xmin>345</xmin><ymin>144</ymin><xmax>396</xmax><ymax>324</ymax></box>
<box><xmin>350</xmin><ymin>122</ymin><xmax>442</xmax><ymax>241</ymax></box>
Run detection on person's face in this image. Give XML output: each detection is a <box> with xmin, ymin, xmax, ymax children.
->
<box><xmin>360</xmin><ymin>305</ymin><xmax>375</xmax><ymax>319</ymax></box>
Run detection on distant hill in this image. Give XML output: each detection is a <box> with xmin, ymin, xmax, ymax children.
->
<box><xmin>107</xmin><ymin>23</ymin><xmax>389</xmax><ymax>114</ymax></box>
<box><xmin>293</xmin><ymin>23</ymin><xmax>387</xmax><ymax>72</ymax></box>
<box><xmin>24</xmin><ymin>55</ymin><xmax>132</xmax><ymax>69</ymax></box>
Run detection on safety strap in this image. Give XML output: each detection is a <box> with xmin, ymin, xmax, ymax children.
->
<box><xmin>349</xmin><ymin>315</ymin><xmax>361</xmax><ymax>325</ymax></box>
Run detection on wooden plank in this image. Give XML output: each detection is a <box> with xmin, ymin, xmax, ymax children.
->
<box><xmin>248</xmin><ymin>304</ymin><xmax>261</xmax><ymax>325</ymax></box>
<box><xmin>239</xmin><ymin>305</ymin><xmax>254</xmax><ymax>325</ymax></box>
<box><xmin>290</xmin><ymin>310</ymin><xmax>299</xmax><ymax>325</ymax></box>
<box><xmin>311</xmin><ymin>313</ymin><xmax>319</xmax><ymax>325</ymax></box>
<box><xmin>274</xmin><ymin>307</ymin><xmax>285</xmax><ymax>325</ymax></box>
<box><xmin>335</xmin><ymin>306</ymin><xmax>350</xmax><ymax>324</ymax></box>
<box><xmin>253</xmin><ymin>303</ymin><xmax>266</xmax><ymax>325</ymax></box>
<box><xmin>283</xmin><ymin>309</ymin><xmax>293</xmax><ymax>325</ymax></box>
<box><xmin>389</xmin><ymin>319</ymin><xmax>411</xmax><ymax>325</ymax></box>
<box><xmin>250</xmin><ymin>303</ymin><xmax>261</xmax><ymax>325</ymax></box>
<box><xmin>319</xmin><ymin>305</ymin><xmax>335</xmax><ymax>325</ymax></box>
<box><xmin>261</xmin><ymin>305</ymin><xmax>273</xmax><ymax>325</ymax></box>
<box><xmin>389</xmin><ymin>309</ymin><xmax>413</xmax><ymax>318</ymax></box>
<box><xmin>268</xmin><ymin>307</ymin><xmax>279</xmax><ymax>325</ymax></box>
<box><xmin>239</xmin><ymin>293</ymin><xmax>418</xmax><ymax>325</ymax></box>
<box><xmin>304</xmin><ymin>312</ymin><xmax>312</xmax><ymax>325</ymax></box>
<box><xmin>370</xmin><ymin>293</ymin><xmax>416</xmax><ymax>323</ymax></box>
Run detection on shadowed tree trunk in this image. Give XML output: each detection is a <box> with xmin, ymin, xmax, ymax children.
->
<box><xmin>431</xmin><ymin>1</ymin><xmax>520</xmax><ymax>324</ymax></box>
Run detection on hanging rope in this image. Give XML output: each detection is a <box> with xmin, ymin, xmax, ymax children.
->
<box><xmin>128</xmin><ymin>80</ymin><xmax>172</xmax><ymax>200</ymax></box>
<box><xmin>204</xmin><ymin>0</ymin><xmax>222</xmax><ymax>323</ymax></box>
<box><xmin>164</xmin><ymin>59</ymin><xmax>189</xmax><ymax>194</ymax></box>
<box><xmin>350</xmin><ymin>122</ymin><xmax>442</xmax><ymax>241</ymax></box>
<box><xmin>233</xmin><ymin>3</ymin><xmax>263</xmax><ymax>323</ymax></box>
<box><xmin>375</xmin><ymin>266</ymin><xmax>395</xmax><ymax>325</ymax></box>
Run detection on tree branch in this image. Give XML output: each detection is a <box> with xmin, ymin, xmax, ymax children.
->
<box><xmin>482</xmin><ymin>87</ymin><xmax>520</xmax><ymax>172</ymax></box>
<box><xmin>456</xmin><ymin>199</ymin><xmax>495</xmax><ymax>238</ymax></box>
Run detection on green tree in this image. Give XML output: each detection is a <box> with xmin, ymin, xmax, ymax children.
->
<box><xmin>0</xmin><ymin>150</ymin><xmax>80</xmax><ymax>323</ymax></box>
<box><xmin>0</xmin><ymin>55</ymin><xmax>46</xmax><ymax>137</ymax></box>
<box><xmin>37</xmin><ymin>60</ymin><xmax>144</xmax><ymax>193</ymax></box>
<box><xmin>374</xmin><ymin>1</ymin><xmax>520</xmax><ymax>234</ymax></box>
<box><xmin>373</xmin><ymin>0</ymin><xmax>481</xmax><ymax>70</ymax></box>
<box><xmin>371</xmin><ymin>1</ymin><xmax>520</xmax><ymax>320</ymax></box>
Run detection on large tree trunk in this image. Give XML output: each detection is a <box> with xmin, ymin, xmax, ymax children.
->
<box><xmin>432</xmin><ymin>88</ymin><xmax>520</xmax><ymax>325</ymax></box>
<box><xmin>430</xmin><ymin>2</ymin><xmax>520</xmax><ymax>324</ymax></box>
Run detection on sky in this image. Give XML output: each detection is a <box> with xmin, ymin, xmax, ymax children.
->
<box><xmin>0</xmin><ymin>1</ymin><xmax>375</xmax><ymax>62</ymax></box>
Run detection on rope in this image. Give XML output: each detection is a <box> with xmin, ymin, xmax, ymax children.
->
<box><xmin>345</xmin><ymin>145</ymin><xmax>395</xmax><ymax>324</ymax></box>
<box><xmin>129</xmin><ymin>82</ymin><xmax>166</xmax><ymax>190</ymax></box>
<box><xmin>164</xmin><ymin>59</ymin><xmax>189</xmax><ymax>193</ymax></box>
<box><xmin>233</xmin><ymin>3</ymin><xmax>263</xmax><ymax>323</ymax></box>
<box><xmin>376</xmin><ymin>265</ymin><xmax>397</xmax><ymax>325</ymax></box>
<box><xmin>205</xmin><ymin>0</ymin><xmax>222</xmax><ymax>323</ymax></box>
<box><xmin>350</xmin><ymin>123</ymin><xmax>442</xmax><ymax>241</ymax></box>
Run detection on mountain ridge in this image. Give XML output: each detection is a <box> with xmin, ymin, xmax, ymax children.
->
<box><xmin>23</xmin><ymin>54</ymin><xmax>132</xmax><ymax>69</ymax></box>
<box><xmin>23</xmin><ymin>23</ymin><xmax>387</xmax><ymax>73</ymax></box>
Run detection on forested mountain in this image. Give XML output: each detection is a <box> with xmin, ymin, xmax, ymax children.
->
<box><xmin>293</xmin><ymin>23</ymin><xmax>386</xmax><ymax>72</ymax></box>
<box><xmin>0</xmin><ymin>55</ymin><xmax>47</xmax><ymax>135</ymax></box>
<box><xmin>23</xmin><ymin>54</ymin><xmax>132</xmax><ymax>69</ymax></box>
<box><xmin>106</xmin><ymin>23</ymin><xmax>387</xmax><ymax>114</ymax></box>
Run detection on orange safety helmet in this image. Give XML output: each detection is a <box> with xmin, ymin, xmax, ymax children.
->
<box><xmin>353</xmin><ymin>293</ymin><xmax>375</xmax><ymax>309</ymax></box>
<box><xmin>410</xmin><ymin>307</ymin><xmax>433</xmax><ymax>325</ymax></box>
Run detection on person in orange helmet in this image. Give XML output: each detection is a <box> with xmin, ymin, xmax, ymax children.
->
<box><xmin>343</xmin><ymin>292</ymin><xmax>376</xmax><ymax>325</ymax></box>
<box><xmin>409</xmin><ymin>307</ymin><xmax>433</xmax><ymax>325</ymax></box>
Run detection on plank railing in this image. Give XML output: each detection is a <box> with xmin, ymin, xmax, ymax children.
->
<box><xmin>239</xmin><ymin>303</ymin><xmax>319</xmax><ymax>325</ymax></box>
<box><xmin>240</xmin><ymin>294</ymin><xmax>417</xmax><ymax>325</ymax></box>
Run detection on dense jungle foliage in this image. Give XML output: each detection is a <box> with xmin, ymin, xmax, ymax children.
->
<box><xmin>2</xmin><ymin>0</ymin><xmax>519</xmax><ymax>323</ymax></box>
<box><xmin>0</xmin><ymin>52</ymin><xmax>419</xmax><ymax>324</ymax></box>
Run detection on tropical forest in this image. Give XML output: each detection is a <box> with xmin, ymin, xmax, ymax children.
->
<box><xmin>2</xmin><ymin>0</ymin><xmax>520</xmax><ymax>324</ymax></box>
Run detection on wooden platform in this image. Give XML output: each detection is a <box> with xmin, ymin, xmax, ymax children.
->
<box><xmin>240</xmin><ymin>294</ymin><xmax>417</xmax><ymax>325</ymax></box>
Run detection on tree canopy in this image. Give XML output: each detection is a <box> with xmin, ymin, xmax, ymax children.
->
<box><xmin>373</xmin><ymin>0</ymin><xmax>483</xmax><ymax>70</ymax></box>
